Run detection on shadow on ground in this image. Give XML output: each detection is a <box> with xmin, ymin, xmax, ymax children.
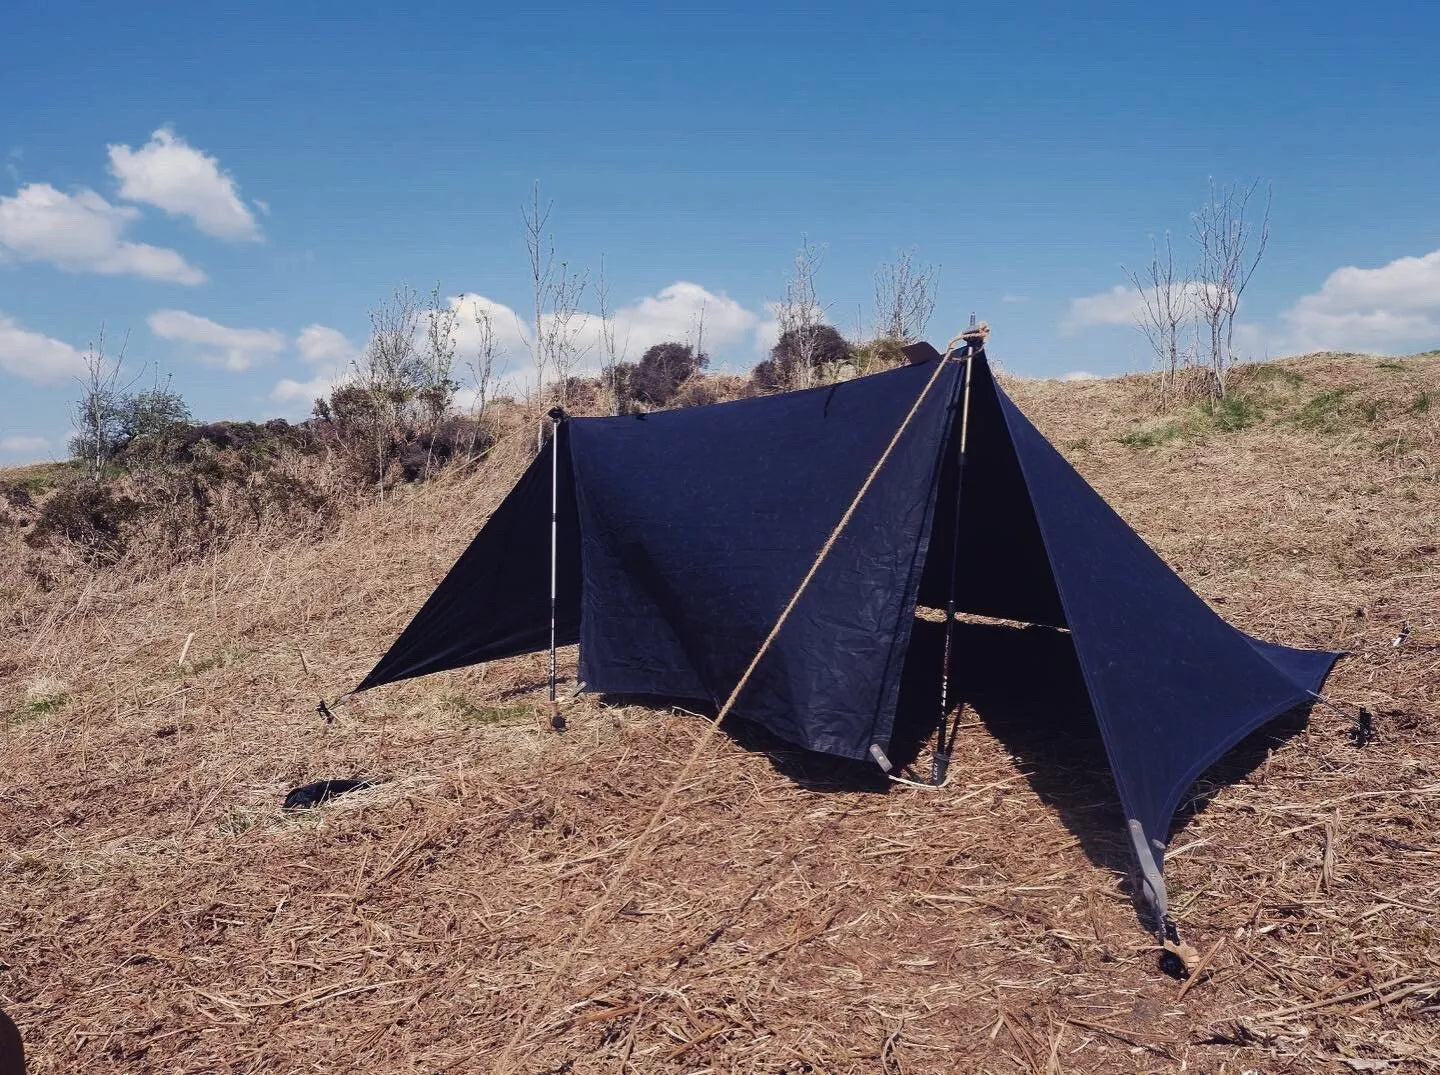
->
<box><xmin>600</xmin><ymin>618</ymin><xmax>1311</xmax><ymax>880</ymax></box>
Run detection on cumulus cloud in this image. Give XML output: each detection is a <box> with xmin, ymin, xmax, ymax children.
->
<box><xmin>1281</xmin><ymin>249</ymin><xmax>1440</xmax><ymax>354</ymax></box>
<box><xmin>148</xmin><ymin>309</ymin><xmax>285</xmax><ymax>371</ymax></box>
<box><xmin>271</xmin><ymin>324</ymin><xmax>361</xmax><ymax>411</ymax></box>
<box><xmin>1060</xmin><ymin>285</ymin><xmax>1146</xmax><ymax>333</ymax></box>
<box><xmin>439</xmin><ymin>283</ymin><xmax>759</xmax><ymax>395</ymax></box>
<box><xmin>271</xmin><ymin>374</ymin><xmax>338</xmax><ymax>409</ymax></box>
<box><xmin>295</xmin><ymin>323</ymin><xmax>359</xmax><ymax>367</ymax></box>
<box><xmin>1061</xmin><ymin>370</ymin><xmax>1099</xmax><ymax>381</ymax></box>
<box><xmin>0</xmin><ymin>434</ymin><xmax>51</xmax><ymax>458</ymax></box>
<box><xmin>108</xmin><ymin>127</ymin><xmax>261</xmax><ymax>241</ymax></box>
<box><xmin>0</xmin><ymin>313</ymin><xmax>87</xmax><ymax>383</ymax></box>
<box><xmin>613</xmin><ymin>282</ymin><xmax>757</xmax><ymax>357</ymax></box>
<box><xmin>0</xmin><ymin>183</ymin><xmax>205</xmax><ymax>284</ymax></box>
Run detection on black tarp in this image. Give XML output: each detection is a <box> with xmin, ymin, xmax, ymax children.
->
<box><xmin>357</xmin><ymin>427</ymin><xmax>582</xmax><ymax>691</ymax></box>
<box><xmin>357</xmin><ymin>348</ymin><xmax>1340</xmax><ymax>908</ymax></box>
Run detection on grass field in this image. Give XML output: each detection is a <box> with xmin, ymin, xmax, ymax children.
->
<box><xmin>1</xmin><ymin>352</ymin><xmax>1437</xmax><ymax>1073</ymax></box>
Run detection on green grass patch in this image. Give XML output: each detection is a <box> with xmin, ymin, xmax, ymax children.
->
<box><xmin>1064</xmin><ymin>438</ymin><xmax>1091</xmax><ymax>452</ymax></box>
<box><xmin>1</xmin><ymin>461</ymin><xmax>81</xmax><ymax>494</ymax></box>
<box><xmin>5</xmin><ymin>686</ymin><xmax>68</xmax><ymax>727</ymax></box>
<box><xmin>1209</xmin><ymin>393</ymin><xmax>1263</xmax><ymax>432</ymax></box>
<box><xmin>1293</xmin><ymin>387</ymin><xmax>1355</xmax><ymax>432</ymax></box>
<box><xmin>1410</xmin><ymin>392</ymin><xmax>1431</xmax><ymax>416</ymax></box>
<box><xmin>1247</xmin><ymin>363</ymin><xmax>1305</xmax><ymax>388</ymax></box>
<box><xmin>440</xmin><ymin>695</ymin><xmax>536</xmax><ymax>726</ymax></box>
<box><xmin>1118</xmin><ymin>423</ymin><xmax>1183</xmax><ymax>449</ymax></box>
<box><xmin>1119</xmin><ymin>390</ymin><xmax>1265</xmax><ymax>449</ymax></box>
<box><xmin>1376</xmin><ymin>361</ymin><xmax>1407</xmax><ymax>371</ymax></box>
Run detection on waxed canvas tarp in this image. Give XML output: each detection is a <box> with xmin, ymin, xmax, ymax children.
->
<box><xmin>358</xmin><ymin>349</ymin><xmax>1340</xmax><ymax>867</ymax></box>
<box><xmin>569</xmin><ymin>359</ymin><xmax>958</xmax><ymax>757</ymax></box>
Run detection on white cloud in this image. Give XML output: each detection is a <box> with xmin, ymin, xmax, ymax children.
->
<box><xmin>1061</xmin><ymin>281</ymin><xmax>1237</xmax><ymax>336</ymax></box>
<box><xmin>270</xmin><ymin>324</ymin><xmax>360</xmax><ymax>412</ymax></box>
<box><xmin>1281</xmin><ymin>249</ymin><xmax>1440</xmax><ymax>354</ymax></box>
<box><xmin>0</xmin><ymin>434</ymin><xmax>50</xmax><ymax>458</ymax></box>
<box><xmin>437</xmin><ymin>283</ymin><xmax>759</xmax><ymax>395</ymax></box>
<box><xmin>148</xmin><ymin>309</ymin><xmax>284</xmax><ymax>371</ymax></box>
<box><xmin>613</xmin><ymin>282</ymin><xmax>757</xmax><ymax>357</ymax></box>
<box><xmin>108</xmin><ymin>127</ymin><xmax>260</xmax><ymax>241</ymax></box>
<box><xmin>296</xmin><ymin>323</ymin><xmax>358</xmax><ymax>367</ymax></box>
<box><xmin>1061</xmin><ymin>285</ymin><xmax>1146</xmax><ymax>333</ymax></box>
<box><xmin>0</xmin><ymin>183</ymin><xmax>205</xmax><ymax>284</ymax></box>
<box><xmin>0</xmin><ymin>313</ymin><xmax>87</xmax><ymax>383</ymax></box>
<box><xmin>1061</xmin><ymin>370</ymin><xmax>1099</xmax><ymax>381</ymax></box>
<box><xmin>272</xmin><ymin>375</ymin><xmax>337</xmax><ymax>409</ymax></box>
<box><xmin>1001</xmin><ymin>294</ymin><xmax>1029</xmax><ymax>304</ymax></box>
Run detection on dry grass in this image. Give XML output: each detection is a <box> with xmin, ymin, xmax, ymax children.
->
<box><xmin>1</xmin><ymin>352</ymin><xmax>1437</xmax><ymax>1073</ymax></box>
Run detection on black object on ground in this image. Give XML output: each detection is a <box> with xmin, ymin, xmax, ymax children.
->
<box><xmin>282</xmin><ymin>778</ymin><xmax>380</xmax><ymax>811</ymax></box>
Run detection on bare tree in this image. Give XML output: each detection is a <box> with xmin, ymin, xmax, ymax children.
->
<box><xmin>874</xmin><ymin>249</ymin><xmax>939</xmax><ymax>345</ymax></box>
<box><xmin>775</xmin><ymin>236</ymin><xmax>827</xmax><ymax>389</ymax></box>
<box><xmin>1125</xmin><ymin>232</ymin><xmax>1193</xmax><ymax>407</ymax></box>
<box><xmin>687</xmin><ymin>301</ymin><xmax>707</xmax><ymax>382</ymax></box>
<box><xmin>70</xmin><ymin>328</ymin><xmax>132</xmax><ymax>481</ymax></box>
<box><xmin>596</xmin><ymin>256</ymin><xmax>630</xmax><ymax>416</ymax></box>
<box><xmin>1193</xmin><ymin>178</ymin><xmax>1271</xmax><ymax>397</ymax></box>
<box><xmin>522</xmin><ymin>183</ymin><xmax>589</xmax><ymax>442</ymax></box>
<box><xmin>351</xmin><ymin>284</ymin><xmax>423</xmax><ymax>497</ymax></box>
<box><xmin>465</xmin><ymin>300</ymin><xmax>502</xmax><ymax>430</ymax></box>
<box><xmin>415</xmin><ymin>285</ymin><xmax>461</xmax><ymax>477</ymax></box>
<box><xmin>420</xmin><ymin>284</ymin><xmax>458</xmax><ymax>410</ymax></box>
<box><xmin>546</xmin><ymin>267</ymin><xmax>590</xmax><ymax>408</ymax></box>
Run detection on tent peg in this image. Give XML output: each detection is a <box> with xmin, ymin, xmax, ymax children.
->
<box><xmin>1305</xmin><ymin>689</ymin><xmax>1374</xmax><ymax>747</ymax></box>
<box><xmin>316</xmin><ymin>691</ymin><xmax>352</xmax><ymax>724</ymax></box>
<box><xmin>929</xmin><ymin>749</ymin><xmax>951</xmax><ymax>786</ymax></box>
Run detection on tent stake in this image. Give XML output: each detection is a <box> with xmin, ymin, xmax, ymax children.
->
<box><xmin>933</xmin><ymin>319</ymin><xmax>988</xmax><ymax>785</ymax></box>
<box><xmin>547</xmin><ymin>406</ymin><xmax>568</xmax><ymax>731</ymax></box>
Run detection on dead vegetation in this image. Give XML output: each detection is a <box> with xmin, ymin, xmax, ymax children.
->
<box><xmin>0</xmin><ymin>351</ymin><xmax>1437</xmax><ymax>1073</ymax></box>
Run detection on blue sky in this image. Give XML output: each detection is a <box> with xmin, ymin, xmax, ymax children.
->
<box><xmin>2</xmin><ymin>1</ymin><xmax>1438</xmax><ymax>462</ymax></box>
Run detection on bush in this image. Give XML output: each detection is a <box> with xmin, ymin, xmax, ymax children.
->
<box><xmin>312</xmin><ymin>385</ymin><xmax>494</xmax><ymax>489</ymax></box>
<box><xmin>628</xmin><ymin>342</ymin><xmax>708</xmax><ymax>408</ymax></box>
<box><xmin>26</xmin><ymin>482</ymin><xmax>142</xmax><ymax>562</ymax></box>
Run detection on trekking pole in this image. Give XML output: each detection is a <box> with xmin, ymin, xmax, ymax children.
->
<box><xmin>933</xmin><ymin>317</ymin><xmax>989</xmax><ymax>785</ymax></box>
<box><xmin>547</xmin><ymin>406</ymin><xmax>568</xmax><ymax>731</ymax></box>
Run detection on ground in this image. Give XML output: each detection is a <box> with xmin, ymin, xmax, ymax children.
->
<box><xmin>1</xmin><ymin>353</ymin><xmax>1437</xmax><ymax>1073</ymax></box>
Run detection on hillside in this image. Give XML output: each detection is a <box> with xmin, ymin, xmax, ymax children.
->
<box><xmin>1</xmin><ymin>352</ymin><xmax>1437</xmax><ymax>1073</ymax></box>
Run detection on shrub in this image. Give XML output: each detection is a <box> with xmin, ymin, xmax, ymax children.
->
<box><xmin>750</xmin><ymin>325</ymin><xmax>854</xmax><ymax>392</ymax></box>
<box><xmin>26</xmin><ymin>482</ymin><xmax>142</xmax><ymax>562</ymax></box>
<box><xmin>628</xmin><ymin>342</ymin><xmax>709</xmax><ymax>408</ymax></box>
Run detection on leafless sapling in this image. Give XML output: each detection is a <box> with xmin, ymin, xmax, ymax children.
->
<box><xmin>70</xmin><ymin>327</ymin><xmax>132</xmax><ymax>481</ymax></box>
<box><xmin>596</xmin><ymin>255</ymin><xmax>630</xmax><ymax>415</ymax></box>
<box><xmin>874</xmin><ymin>248</ymin><xmax>939</xmax><ymax>345</ymax></box>
<box><xmin>522</xmin><ymin>183</ymin><xmax>589</xmax><ymax>445</ymax></box>
<box><xmin>775</xmin><ymin>236</ymin><xmax>828</xmax><ymax>389</ymax></box>
<box><xmin>1192</xmin><ymin>178</ymin><xmax>1271</xmax><ymax>397</ymax></box>
<box><xmin>1125</xmin><ymin>232</ymin><xmax>1193</xmax><ymax>407</ymax></box>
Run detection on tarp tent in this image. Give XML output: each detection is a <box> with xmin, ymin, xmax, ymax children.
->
<box><xmin>356</xmin><ymin>343</ymin><xmax>1340</xmax><ymax>925</ymax></box>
